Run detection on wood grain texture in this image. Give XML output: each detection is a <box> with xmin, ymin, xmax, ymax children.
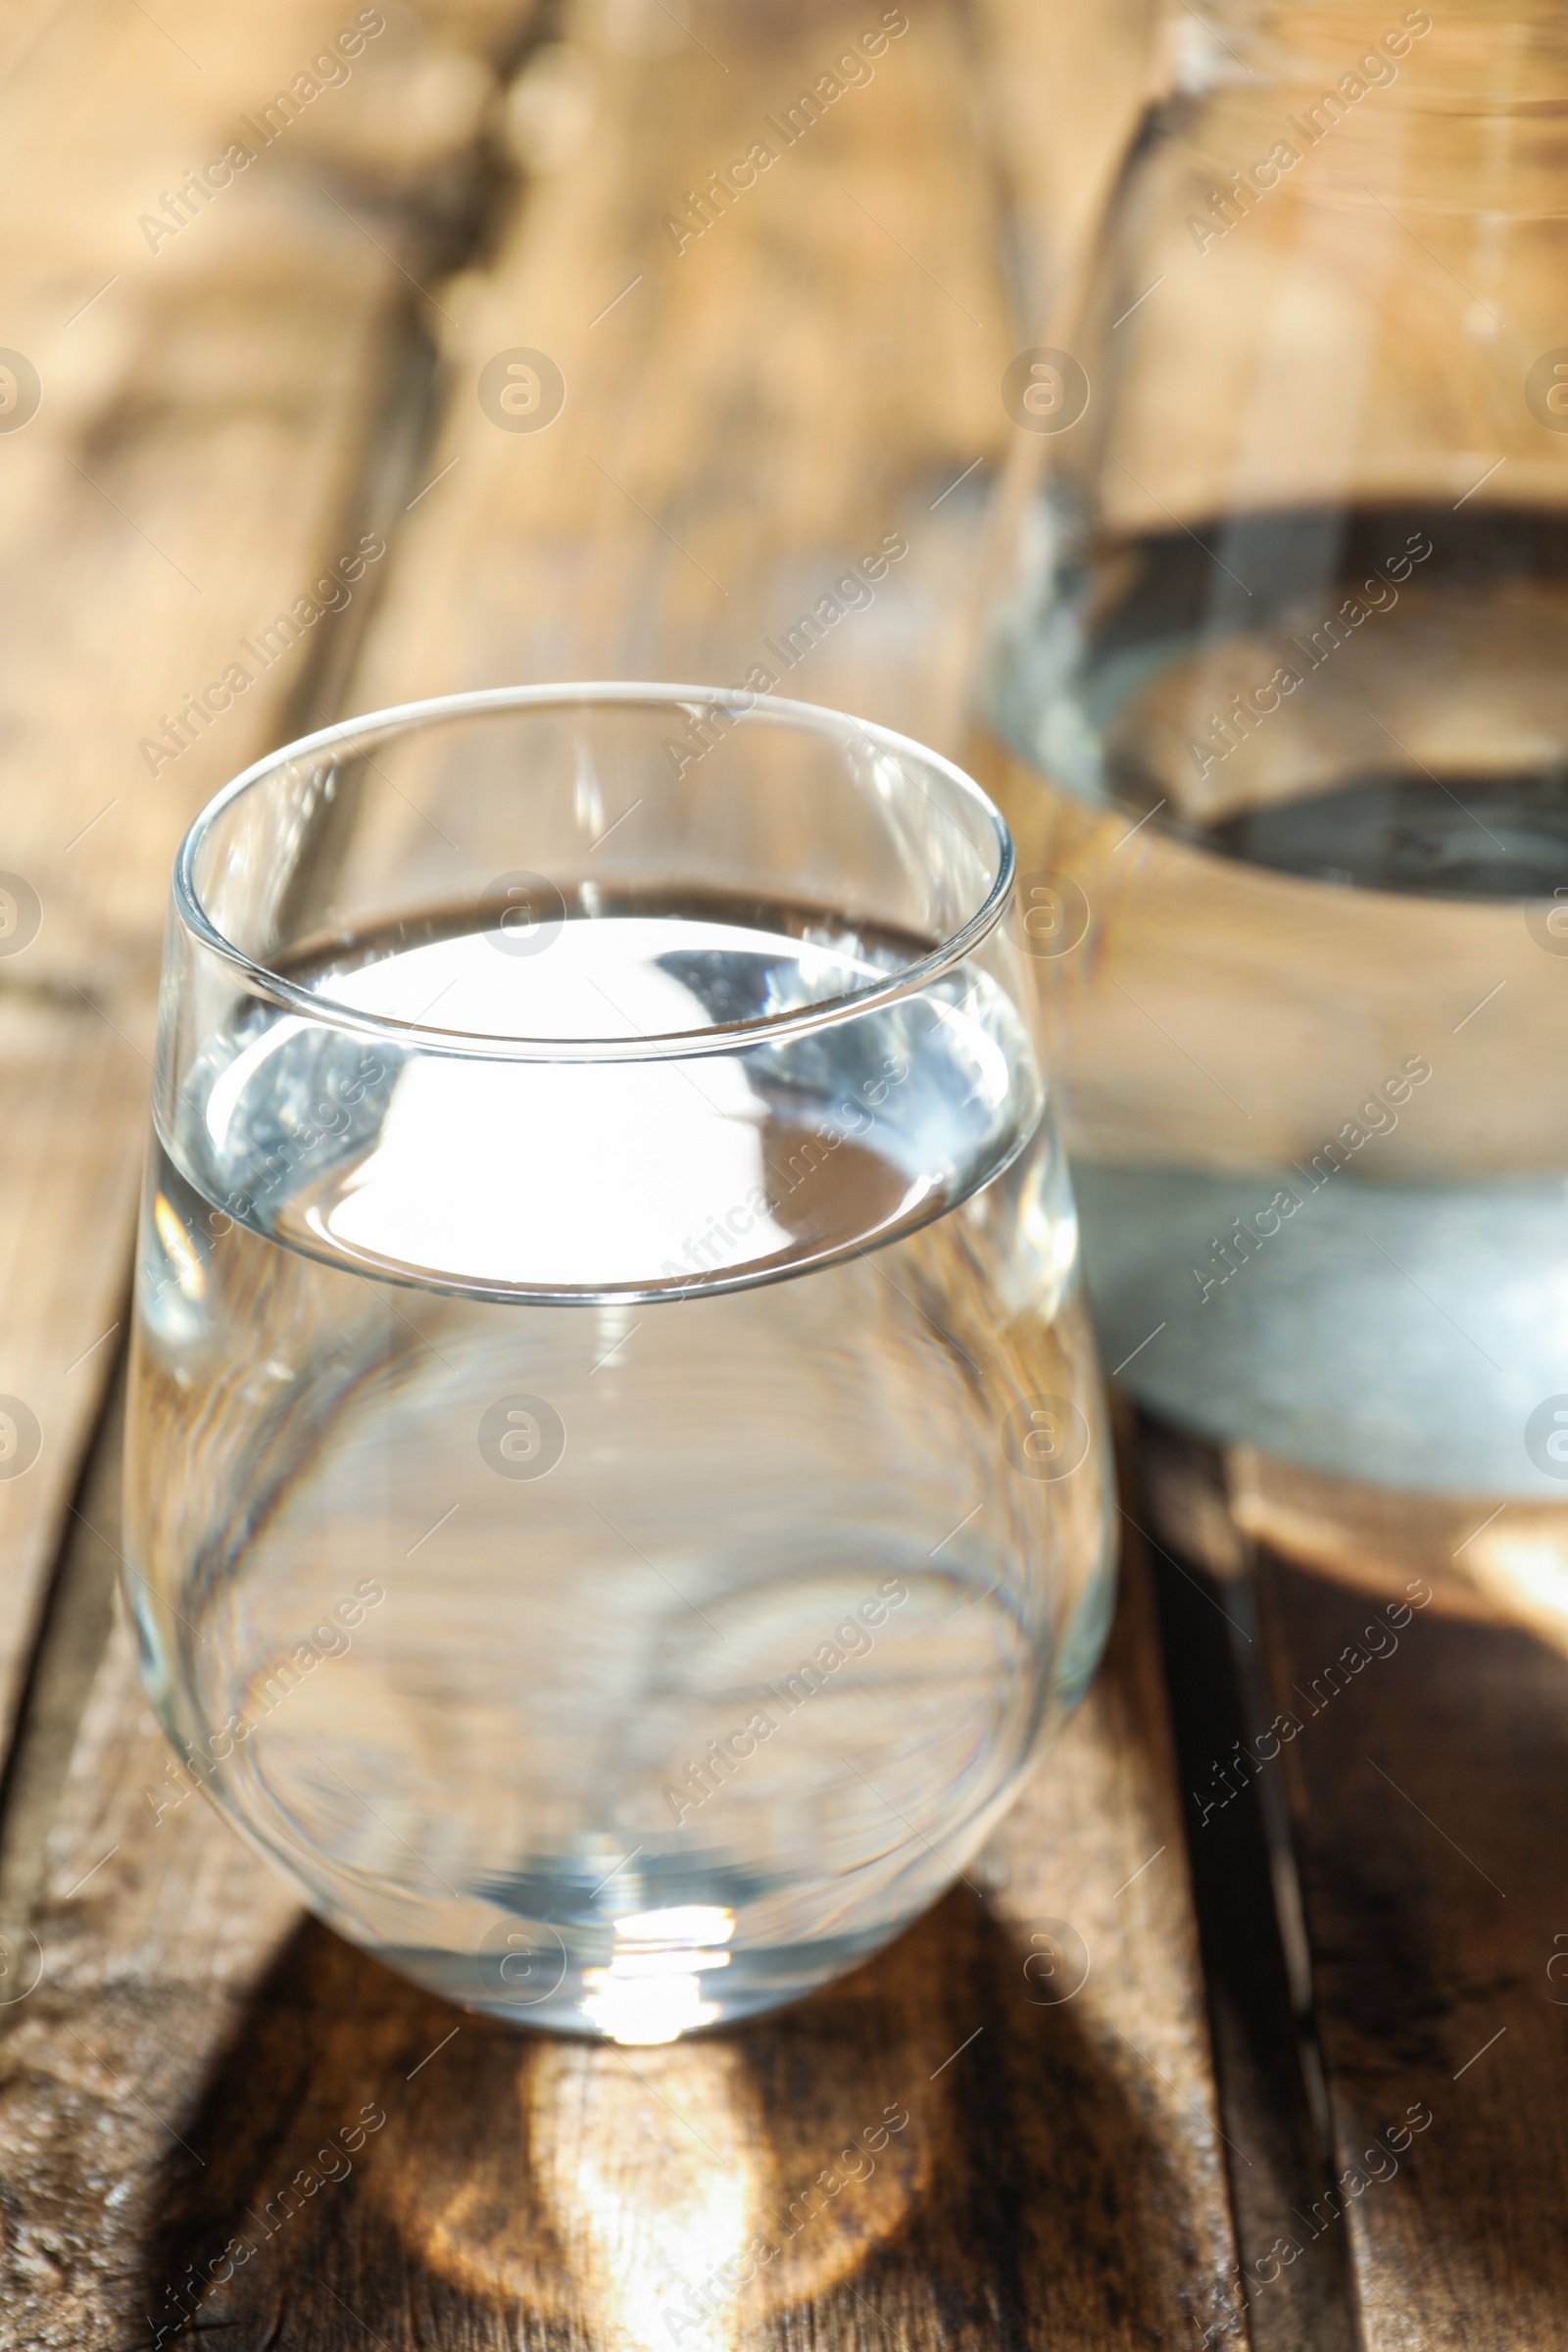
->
<box><xmin>0</xmin><ymin>0</ymin><xmax>536</xmax><ymax>1766</ymax></box>
<box><xmin>0</xmin><ymin>1000</ymin><xmax>145</xmax><ymax>1758</ymax></box>
<box><xmin>0</xmin><ymin>1535</ymin><xmax>1241</xmax><ymax>2352</ymax></box>
<box><xmin>357</xmin><ymin>0</ymin><xmax>1016</xmax><ymax>752</ymax></box>
<box><xmin>0</xmin><ymin>0</ymin><xmax>502</xmax><ymax>996</ymax></box>
<box><xmin>968</xmin><ymin>0</ymin><xmax>1160</xmax><ymax>336</ymax></box>
<box><xmin>1253</xmin><ymin>1552</ymin><xmax>1568</xmax><ymax>2352</ymax></box>
<box><xmin>1138</xmin><ymin>1418</ymin><xmax>1568</xmax><ymax>2351</ymax></box>
<box><xmin>1139</xmin><ymin>1427</ymin><xmax>1363</xmax><ymax>2352</ymax></box>
<box><xmin>0</xmin><ymin>3</ymin><xmax>1246</xmax><ymax>2348</ymax></box>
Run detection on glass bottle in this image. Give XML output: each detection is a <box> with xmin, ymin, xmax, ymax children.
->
<box><xmin>974</xmin><ymin>0</ymin><xmax>1568</xmax><ymax>1503</ymax></box>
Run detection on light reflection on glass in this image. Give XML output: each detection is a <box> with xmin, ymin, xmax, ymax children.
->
<box><xmin>582</xmin><ymin>1905</ymin><xmax>736</xmax><ymax>2045</ymax></box>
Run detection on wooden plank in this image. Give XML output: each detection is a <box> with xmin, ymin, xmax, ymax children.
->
<box><xmin>0</xmin><ymin>1003</ymin><xmax>145</xmax><ymax>1754</ymax></box>
<box><xmin>1137</xmin><ymin>1421</ymin><xmax>1362</xmax><ymax>2352</ymax></box>
<box><xmin>0</xmin><ymin>0</ymin><xmax>532</xmax><ymax>1761</ymax></box>
<box><xmin>359</xmin><ymin>0</ymin><xmax>1015</xmax><ymax>748</ymax></box>
<box><xmin>1141</xmin><ymin>1419</ymin><xmax>1568</xmax><ymax>2350</ymax></box>
<box><xmin>1</xmin><ymin>2</ymin><xmax>1245</xmax><ymax>2347</ymax></box>
<box><xmin>0</xmin><ymin>1362</ymin><xmax>124</xmax><ymax>1934</ymax></box>
<box><xmin>0</xmin><ymin>1536</ymin><xmax>1240</xmax><ymax>2352</ymax></box>
<box><xmin>968</xmin><ymin>0</ymin><xmax>1160</xmax><ymax>334</ymax></box>
<box><xmin>0</xmin><ymin>0</ymin><xmax>510</xmax><ymax>994</ymax></box>
<box><xmin>1254</xmin><ymin>1550</ymin><xmax>1568</xmax><ymax>2352</ymax></box>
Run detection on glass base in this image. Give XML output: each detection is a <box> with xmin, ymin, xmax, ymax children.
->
<box><xmin>381</xmin><ymin>1919</ymin><xmax>906</xmax><ymax>2043</ymax></box>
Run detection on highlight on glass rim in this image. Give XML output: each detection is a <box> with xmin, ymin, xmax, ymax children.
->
<box><xmin>0</xmin><ymin>2</ymin><xmax>1556</xmax><ymax>2345</ymax></box>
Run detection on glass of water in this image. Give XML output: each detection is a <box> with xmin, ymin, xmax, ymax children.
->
<box><xmin>125</xmin><ymin>684</ymin><xmax>1112</xmax><ymax>2043</ymax></box>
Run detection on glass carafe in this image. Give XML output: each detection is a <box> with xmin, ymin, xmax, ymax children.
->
<box><xmin>974</xmin><ymin>0</ymin><xmax>1568</xmax><ymax>1502</ymax></box>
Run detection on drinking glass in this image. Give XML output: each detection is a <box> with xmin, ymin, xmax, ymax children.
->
<box><xmin>974</xmin><ymin>0</ymin><xmax>1568</xmax><ymax>1501</ymax></box>
<box><xmin>124</xmin><ymin>684</ymin><xmax>1113</xmax><ymax>2043</ymax></box>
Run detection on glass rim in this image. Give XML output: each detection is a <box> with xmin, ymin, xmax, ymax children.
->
<box><xmin>172</xmin><ymin>681</ymin><xmax>1017</xmax><ymax>1064</ymax></box>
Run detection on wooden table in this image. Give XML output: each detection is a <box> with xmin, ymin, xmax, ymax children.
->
<box><xmin>0</xmin><ymin>3</ymin><xmax>1558</xmax><ymax>2347</ymax></box>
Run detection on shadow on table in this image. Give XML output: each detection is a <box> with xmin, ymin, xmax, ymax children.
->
<box><xmin>137</xmin><ymin>1877</ymin><xmax>1206</xmax><ymax>2349</ymax></box>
